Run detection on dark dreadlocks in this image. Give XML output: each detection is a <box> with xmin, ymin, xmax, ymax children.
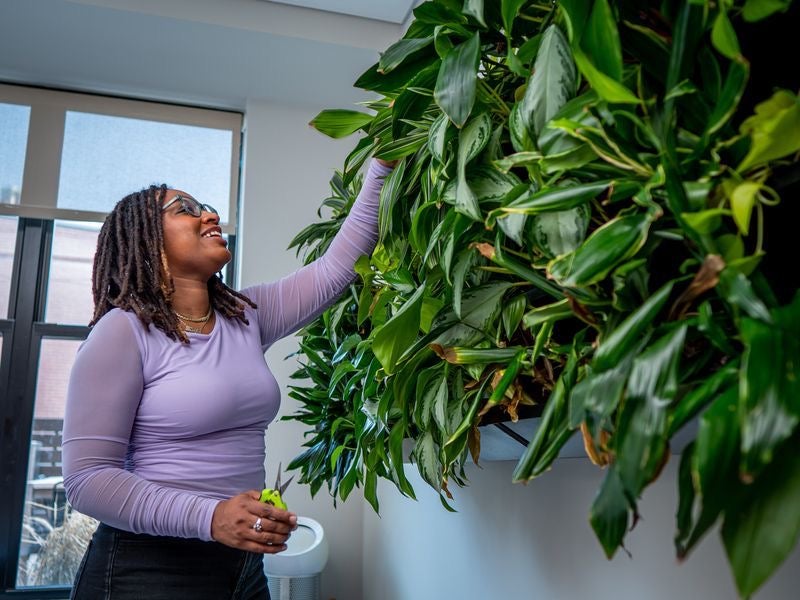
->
<box><xmin>90</xmin><ymin>184</ymin><xmax>256</xmax><ymax>343</ymax></box>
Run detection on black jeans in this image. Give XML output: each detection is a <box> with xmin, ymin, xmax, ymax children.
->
<box><xmin>70</xmin><ymin>523</ymin><xmax>269</xmax><ymax>600</ymax></box>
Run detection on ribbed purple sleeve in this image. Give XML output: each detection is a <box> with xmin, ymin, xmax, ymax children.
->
<box><xmin>61</xmin><ymin>159</ymin><xmax>393</xmax><ymax>541</ymax></box>
<box><xmin>242</xmin><ymin>159</ymin><xmax>394</xmax><ymax>348</ymax></box>
<box><xmin>62</xmin><ymin>310</ymin><xmax>220</xmax><ymax>540</ymax></box>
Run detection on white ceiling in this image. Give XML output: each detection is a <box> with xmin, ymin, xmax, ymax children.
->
<box><xmin>0</xmin><ymin>0</ymin><xmax>413</xmax><ymax>110</ymax></box>
<box><xmin>268</xmin><ymin>0</ymin><xmax>417</xmax><ymax>24</ymax></box>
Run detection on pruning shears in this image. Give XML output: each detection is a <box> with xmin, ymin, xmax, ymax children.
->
<box><xmin>259</xmin><ymin>463</ymin><xmax>293</xmax><ymax>510</ymax></box>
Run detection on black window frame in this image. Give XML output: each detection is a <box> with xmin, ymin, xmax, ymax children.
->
<box><xmin>0</xmin><ymin>84</ymin><xmax>243</xmax><ymax>597</ymax></box>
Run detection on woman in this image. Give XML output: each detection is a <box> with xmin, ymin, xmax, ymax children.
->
<box><xmin>62</xmin><ymin>158</ymin><xmax>395</xmax><ymax>599</ymax></box>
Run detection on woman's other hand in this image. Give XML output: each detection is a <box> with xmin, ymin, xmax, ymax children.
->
<box><xmin>210</xmin><ymin>490</ymin><xmax>298</xmax><ymax>553</ymax></box>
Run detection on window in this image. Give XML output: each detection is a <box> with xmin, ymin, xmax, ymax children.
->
<box><xmin>0</xmin><ymin>216</ymin><xmax>18</xmax><ymax>318</ymax></box>
<box><xmin>0</xmin><ymin>102</ymin><xmax>30</xmax><ymax>206</ymax></box>
<box><xmin>0</xmin><ymin>83</ymin><xmax>242</xmax><ymax>597</ymax></box>
<box><xmin>58</xmin><ymin>113</ymin><xmax>234</xmax><ymax>224</ymax></box>
<box><xmin>44</xmin><ymin>221</ymin><xmax>100</xmax><ymax>326</ymax></box>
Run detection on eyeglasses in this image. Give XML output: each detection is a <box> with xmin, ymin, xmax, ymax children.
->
<box><xmin>161</xmin><ymin>194</ymin><xmax>219</xmax><ymax>217</ymax></box>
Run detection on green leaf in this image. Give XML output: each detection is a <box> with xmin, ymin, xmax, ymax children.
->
<box><xmin>309</xmin><ymin>109</ymin><xmax>374</xmax><ymax>139</ymax></box>
<box><xmin>432</xmin><ymin>282</ymin><xmax>512</xmax><ymax>347</ymax></box>
<box><xmin>364</xmin><ymin>467</ymin><xmax>379</xmax><ymax>513</ymax></box>
<box><xmin>704</xmin><ymin>59</ymin><xmax>749</xmax><ymax>136</ymax></box>
<box><xmin>569</xmin><ymin>351</ymin><xmax>637</xmax><ymax>428</ymax></box>
<box><xmin>681</xmin><ymin>208</ymin><xmax>730</xmax><ymax>235</ymax></box>
<box><xmin>421</xmin><ymin>296</ymin><xmax>444</xmax><ymax>333</ymax></box>
<box><xmin>677</xmin><ymin>387</ymin><xmax>740</xmax><ymax>557</ymax></box>
<box><xmin>379</xmin><ymin>37</ymin><xmax>434</xmax><ymax>74</ymax></box>
<box><xmin>485</xmin><ymin>349</ymin><xmax>526</xmax><ymax>407</ymax></box>
<box><xmin>739</xmin><ymin>296</ymin><xmax>800</xmax><ymax>478</ymax></box>
<box><xmin>356</xmin><ymin>55</ymin><xmax>439</xmax><ymax>93</ymax></box>
<box><xmin>456</xmin><ymin>112</ymin><xmax>493</xmax><ymax>220</ymax></box>
<box><xmin>581</xmin><ymin>0</ymin><xmax>622</xmax><ymax>81</ymax></box>
<box><xmin>414</xmin><ymin>2</ymin><xmax>467</xmax><ymax>25</ymax></box>
<box><xmin>730</xmin><ymin>181</ymin><xmax>761</xmax><ymax>236</ymax></box>
<box><xmin>664</xmin><ymin>2</ymin><xmax>705</xmax><ymax>108</ymax></box>
<box><xmin>668</xmin><ymin>364</ymin><xmax>739</xmax><ymax>437</ymax></box>
<box><xmin>718</xmin><ymin>269</ymin><xmax>772</xmax><ymax>323</ymax></box>
<box><xmin>522</xmin><ymin>299</ymin><xmax>574</xmax><ymax>328</ymax></box>
<box><xmin>500</xmin><ymin>180</ymin><xmax>610</xmax><ymax>215</ymax></box>
<box><xmin>392</xmin><ymin>61</ymin><xmax>440</xmax><ymax>139</ymax></box>
<box><xmin>508</xmin><ymin>103</ymin><xmax>536</xmax><ymax>153</ymax></box>
<box><xmin>675</xmin><ymin>443</ymin><xmax>697</xmax><ymax>557</ymax></box>
<box><xmin>415</xmin><ymin>431</ymin><xmax>442</xmax><ymax>490</ymax></box>
<box><xmin>531</xmin><ymin>205</ymin><xmax>590</xmax><ymax>258</ymax></box>
<box><xmin>374</xmin><ymin>132</ymin><xmax>428</xmax><ymax>161</ymax></box>
<box><xmin>572</xmin><ymin>49</ymin><xmax>639</xmax><ymax>104</ymax></box>
<box><xmin>452</xmin><ymin>249</ymin><xmax>477</xmax><ymax>319</ymax></box>
<box><xmin>428</xmin><ymin>112</ymin><xmax>450</xmax><ymax>163</ymax></box>
<box><xmin>723</xmin><ymin>442</ymin><xmax>800</xmax><ymax>598</ymax></box>
<box><xmin>593</xmin><ymin>281</ymin><xmax>674</xmax><ymax>372</ymax></box>
<box><xmin>502</xmin><ymin>294</ymin><xmax>527</xmax><ymax>340</ymax></box>
<box><xmin>487</xmin><ymin>242</ymin><xmax>565</xmax><ymax>300</ymax></box>
<box><xmin>513</xmin><ymin>343</ymin><xmax>579</xmax><ymax>481</ymax></box>
<box><xmin>738</xmin><ymin>90</ymin><xmax>800</xmax><ymax>172</ymax></box>
<box><xmin>614</xmin><ymin>325</ymin><xmax>687</xmax><ymax>496</ymax></box>
<box><xmin>444</xmin><ymin>378</ymin><xmax>488</xmax><ymax>464</ymax></box>
<box><xmin>442</xmin><ymin>166</ymin><xmax>522</xmax><ymax>206</ymax></box>
<box><xmin>501</xmin><ymin>0</ymin><xmax>527</xmax><ymax>38</ymax></box>
<box><xmin>589</xmin><ymin>467</ymin><xmax>630</xmax><ymax>558</ymax></box>
<box><xmin>743</xmin><ymin>0</ymin><xmax>793</xmax><ymax>21</ymax></box>
<box><xmin>537</xmin><ymin>90</ymin><xmax>600</xmax><ymax>156</ymax></box>
<box><xmin>378</xmin><ymin>160</ymin><xmax>406</xmax><ymax>244</ymax></box>
<box><xmin>417</xmin><ymin>368</ymin><xmax>449</xmax><ymax>433</ymax></box>
<box><xmin>548</xmin><ymin>210</ymin><xmax>654</xmax><ymax>287</ymax></box>
<box><xmin>711</xmin><ymin>9</ymin><xmax>741</xmax><ymax>59</ymax></box>
<box><xmin>463</xmin><ymin>0</ymin><xmax>486</xmax><ymax>27</ymax></box>
<box><xmin>458</xmin><ymin>112</ymin><xmax>492</xmax><ymax>165</ymax></box>
<box><xmin>389</xmin><ymin>419</ymin><xmax>416</xmax><ymax>498</ymax></box>
<box><xmin>493</xmin><ymin>151</ymin><xmax>540</xmax><ymax>172</ymax></box>
<box><xmin>521</xmin><ymin>24</ymin><xmax>576</xmax><ymax>137</ymax></box>
<box><xmin>372</xmin><ymin>283</ymin><xmax>426</xmax><ymax>374</ymax></box>
<box><xmin>332</xmin><ymin>334</ymin><xmax>361</xmax><ymax>364</ymax></box>
<box><xmin>664</xmin><ymin>79</ymin><xmax>698</xmax><ymax>101</ymax></box>
<box><xmin>432</xmin><ymin>346</ymin><xmax>523</xmax><ymax>365</ymax></box>
<box><xmin>496</xmin><ymin>212</ymin><xmax>527</xmax><ymax>245</ymax></box>
<box><xmin>434</xmin><ymin>32</ymin><xmax>481</xmax><ymax>127</ymax></box>
<box><xmin>558</xmin><ymin>0</ymin><xmax>591</xmax><ymax>44</ymax></box>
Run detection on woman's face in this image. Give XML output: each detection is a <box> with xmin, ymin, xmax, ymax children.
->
<box><xmin>160</xmin><ymin>189</ymin><xmax>231</xmax><ymax>281</ymax></box>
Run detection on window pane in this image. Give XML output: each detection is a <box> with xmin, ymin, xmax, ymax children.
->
<box><xmin>44</xmin><ymin>221</ymin><xmax>100</xmax><ymax>325</ymax></box>
<box><xmin>58</xmin><ymin>112</ymin><xmax>233</xmax><ymax>223</ymax></box>
<box><xmin>0</xmin><ymin>216</ymin><xmax>19</xmax><ymax>318</ymax></box>
<box><xmin>0</xmin><ymin>102</ymin><xmax>30</xmax><ymax>206</ymax></box>
<box><xmin>17</xmin><ymin>338</ymin><xmax>97</xmax><ymax>589</ymax></box>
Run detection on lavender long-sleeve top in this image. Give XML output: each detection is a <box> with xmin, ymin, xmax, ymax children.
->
<box><xmin>62</xmin><ymin>160</ymin><xmax>393</xmax><ymax>541</ymax></box>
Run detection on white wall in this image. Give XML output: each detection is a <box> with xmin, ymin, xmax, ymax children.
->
<box><xmin>238</xmin><ymin>98</ymin><xmax>365</xmax><ymax>600</ymax></box>
<box><xmin>363</xmin><ymin>457</ymin><xmax>800</xmax><ymax>600</ymax></box>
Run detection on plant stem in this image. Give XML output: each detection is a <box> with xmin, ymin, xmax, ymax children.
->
<box><xmin>478</xmin><ymin>79</ymin><xmax>510</xmax><ymax>116</ymax></box>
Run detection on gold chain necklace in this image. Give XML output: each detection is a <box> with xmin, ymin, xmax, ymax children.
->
<box><xmin>175</xmin><ymin>306</ymin><xmax>212</xmax><ymax>333</ymax></box>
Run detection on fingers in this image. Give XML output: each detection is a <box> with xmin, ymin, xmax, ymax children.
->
<box><xmin>212</xmin><ymin>491</ymin><xmax>298</xmax><ymax>554</ymax></box>
<box><xmin>245</xmin><ymin>491</ymin><xmax>298</xmax><ymax>529</ymax></box>
<box><xmin>245</xmin><ymin>516</ymin><xmax>291</xmax><ymax>554</ymax></box>
<box><xmin>240</xmin><ymin>541</ymin><xmax>289</xmax><ymax>555</ymax></box>
<box><xmin>248</xmin><ymin>528</ymin><xmax>291</xmax><ymax>547</ymax></box>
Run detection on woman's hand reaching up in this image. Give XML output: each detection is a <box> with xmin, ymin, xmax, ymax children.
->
<box><xmin>374</xmin><ymin>157</ymin><xmax>399</xmax><ymax>168</ymax></box>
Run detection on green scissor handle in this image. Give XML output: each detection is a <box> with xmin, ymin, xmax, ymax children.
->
<box><xmin>260</xmin><ymin>463</ymin><xmax>293</xmax><ymax>510</ymax></box>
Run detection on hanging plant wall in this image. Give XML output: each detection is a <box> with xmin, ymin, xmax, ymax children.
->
<box><xmin>283</xmin><ymin>1</ymin><xmax>800</xmax><ymax>597</ymax></box>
